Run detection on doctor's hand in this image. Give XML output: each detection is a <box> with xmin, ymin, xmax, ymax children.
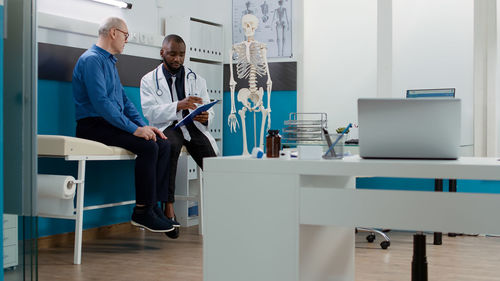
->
<box><xmin>193</xmin><ymin>111</ymin><xmax>209</xmax><ymax>123</ymax></box>
<box><xmin>177</xmin><ymin>96</ymin><xmax>203</xmax><ymax>111</ymax></box>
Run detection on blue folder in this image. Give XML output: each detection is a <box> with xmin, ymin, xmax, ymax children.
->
<box><xmin>174</xmin><ymin>100</ymin><xmax>220</xmax><ymax>129</ymax></box>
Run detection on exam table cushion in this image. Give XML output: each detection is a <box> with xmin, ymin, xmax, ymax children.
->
<box><xmin>38</xmin><ymin>135</ymin><xmax>134</xmax><ymax>156</ymax></box>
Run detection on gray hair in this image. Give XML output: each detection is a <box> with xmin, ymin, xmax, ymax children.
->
<box><xmin>98</xmin><ymin>17</ymin><xmax>126</xmax><ymax>37</ymax></box>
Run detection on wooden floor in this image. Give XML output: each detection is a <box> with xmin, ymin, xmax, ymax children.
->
<box><xmin>34</xmin><ymin>227</ymin><xmax>500</xmax><ymax>281</ymax></box>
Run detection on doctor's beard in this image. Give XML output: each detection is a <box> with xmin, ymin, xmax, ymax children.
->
<box><xmin>163</xmin><ymin>58</ymin><xmax>182</xmax><ymax>74</ymax></box>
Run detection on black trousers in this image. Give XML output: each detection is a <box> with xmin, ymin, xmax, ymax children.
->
<box><xmin>76</xmin><ymin>117</ymin><xmax>171</xmax><ymax>206</ymax></box>
<box><xmin>163</xmin><ymin>124</ymin><xmax>216</xmax><ymax>202</ymax></box>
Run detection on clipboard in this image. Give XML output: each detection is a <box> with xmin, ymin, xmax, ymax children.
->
<box><xmin>174</xmin><ymin>100</ymin><xmax>220</xmax><ymax>129</ymax></box>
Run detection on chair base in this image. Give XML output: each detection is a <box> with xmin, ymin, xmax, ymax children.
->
<box><xmin>357</xmin><ymin>227</ymin><xmax>391</xmax><ymax>249</ymax></box>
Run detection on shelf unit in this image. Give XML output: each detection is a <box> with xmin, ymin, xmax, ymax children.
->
<box><xmin>3</xmin><ymin>214</ymin><xmax>18</xmax><ymax>269</ymax></box>
<box><xmin>173</xmin><ymin>151</ymin><xmax>200</xmax><ymax>227</ymax></box>
<box><xmin>166</xmin><ymin>16</ymin><xmax>223</xmax><ymax>227</ymax></box>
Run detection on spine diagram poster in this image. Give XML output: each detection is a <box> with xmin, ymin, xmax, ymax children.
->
<box><xmin>232</xmin><ymin>0</ymin><xmax>292</xmax><ymax>58</ymax></box>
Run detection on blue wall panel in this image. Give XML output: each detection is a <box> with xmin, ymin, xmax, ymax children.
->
<box><xmin>37</xmin><ymin>80</ymin><xmax>75</xmax><ymax>136</ymax></box>
<box><xmin>357</xmin><ymin>177</ymin><xmax>500</xmax><ymax>194</ymax></box>
<box><xmin>453</xmin><ymin>180</ymin><xmax>500</xmax><ymax>193</ymax></box>
<box><xmin>37</xmin><ymin>79</ymin><xmax>143</xmax><ymax>237</ymax></box>
<box><xmin>38</xmin><ymin>80</ymin><xmax>147</xmax><ymax>136</ymax></box>
<box><xmin>357</xmin><ymin>177</ymin><xmax>439</xmax><ymax>192</ymax></box>
<box><xmin>222</xmin><ymin>90</ymin><xmax>297</xmax><ymax>156</ymax></box>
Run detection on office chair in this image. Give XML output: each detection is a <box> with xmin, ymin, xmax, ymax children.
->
<box><xmin>356</xmin><ymin>227</ymin><xmax>391</xmax><ymax>249</ymax></box>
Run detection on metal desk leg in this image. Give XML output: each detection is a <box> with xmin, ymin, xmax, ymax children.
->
<box><xmin>74</xmin><ymin>159</ymin><xmax>86</xmax><ymax>265</ymax></box>
<box><xmin>412</xmin><ymin>233</ymin><xmax>428</xmax><ymax>281</ymax></box>
<box><xmin>448</xmin><ymin>179</ymin><xmax>458</xmax><ymax>237</ymax></box>
<box><xmin>433</xmin><ymin>179</ymin><xmax>443</xmax><ymax>245</ymax></box>
<box><xmin>198</xmin><ymin>171</ymin><xmax>204</xmax><ymax>236</ymax></box>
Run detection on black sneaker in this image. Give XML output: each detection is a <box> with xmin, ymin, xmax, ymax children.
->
<box><xmin>164</xmin><ymin>215</ymin><xmax>180</xmax><ymax>239</ymax></box>
<box><xmin>165</xmin><ymin>226</ymin><xmax>180</xmax><ymax>239</ymax></box>
<box><xmin>131</xmin><ymin>206</ymin><xmax>175</xmax><ymax>233</ymax></box>
<box><xmin>153</xmin><ymin>205</ymin><xmax>181</xmax><ymax>227</ymax></box>
<box><xmin>170</xmin><ymin>216</ymin><xmax>181</xmax><ymax>228</ymax></box>
<box><xmin>152</xmin><ymin>205</ymin><xmax>181</xmax><ymax>239</ymax></box>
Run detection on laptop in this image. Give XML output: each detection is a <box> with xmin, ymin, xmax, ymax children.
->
<box><xmin>358</xmin><ymin>98</ymin><xmax>461</xmax><ymax>159</ymax></box>
<box><xmin>406</xmin><ymin>88</ymin><xmax>455</xmax><ymax>99</ymax></box>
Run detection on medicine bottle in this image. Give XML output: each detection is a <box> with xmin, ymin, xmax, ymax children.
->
<box><xmin>266</xmin><ymin>129</ymin><xmax>281</xmax><ymax>158</ymax></box>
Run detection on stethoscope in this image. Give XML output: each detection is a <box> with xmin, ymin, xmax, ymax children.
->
<box><xmin>154</xmin><ymin>67</ymin><xmax>198</xmax><ymax>97</ymax></box>
<box><xmin>154</xmin><ymin>67</ymin><xmax>163</xmax><ymax>96</ymax></box>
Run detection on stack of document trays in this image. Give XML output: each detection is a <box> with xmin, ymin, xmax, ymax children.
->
<box><xmin>282</xmin><ymin>112</ymin><xmax>328</xmax><ymax>147</ymax></box>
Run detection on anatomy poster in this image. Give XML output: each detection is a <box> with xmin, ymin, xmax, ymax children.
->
<box><xmin>232</xmin><ymin>0</ymin><xmax>292</xmax><ymax>58</ymax></box>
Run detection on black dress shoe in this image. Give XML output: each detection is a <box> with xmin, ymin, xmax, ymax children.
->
<box><xmin>165</xmin><ymin>227</ymin><xmax>180</xmax><ymax>239</ymax></box>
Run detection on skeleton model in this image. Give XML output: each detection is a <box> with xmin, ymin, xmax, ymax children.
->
<box><xmin>240</xmin><ymin>2</ymin><xmax>255</xmax><ymax>35</ymax></box>
<box><xmin>228</xmin><ymin>14</ymin><xmax>272</xmax><ymax>155</ymax></box>
<box><xmin>271</xmin><ymin>0</ymin><xmax>289</xmax><ymax>56</ymax></box>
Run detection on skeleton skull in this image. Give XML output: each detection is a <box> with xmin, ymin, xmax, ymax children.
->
<box><xmin>241</xmin><ymin>14</ymin><xmax>259</xmax><ymax>38</ymax></box>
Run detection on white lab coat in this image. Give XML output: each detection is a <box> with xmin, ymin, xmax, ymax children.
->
<box><xmin>140</xmin><ymin>64</ymin><xmax>219</xmax><ymax>155</ymax></box>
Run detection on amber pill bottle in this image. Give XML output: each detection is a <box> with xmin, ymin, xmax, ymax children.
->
<box><xmin>266</xmin><ymin>129</ymin><xmax>281</xmax><ymax>158</ymax></box>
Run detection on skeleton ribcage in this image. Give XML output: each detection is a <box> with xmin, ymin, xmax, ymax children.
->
<box><xmin>234</xmin><ymin>42</ymin><xmax>267</xmax><ymax>80</ymax></box>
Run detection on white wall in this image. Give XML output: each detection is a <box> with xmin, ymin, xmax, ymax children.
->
<box><xmin>37</xmin><ymin>0</ymin><xmax>303</xmax><ymax>68</ymax></box>
<box><xmin>37</xmin><ymin>0</ymin><xmax>232</xmax><ymax>60</ymax></box>
<box><xmin>302</xmin><ymin>0</ymin><xmax>476</xmax><ymax>145</ymax></box>
<box><xmin>38</xmin><ymin>0</ymin><xmax>159</xmax><ymax>33</ymax></box>
<box><xmin>497</xmin><ymin>2</ymin><xmax>500</xmax><ymax>155</ymax></box>
<box><xmin>37</xmin><ymin>0</ymin><xmax>161</xmax><ymax>59</ymax></box>
<box><xmin>392</xmin><ymin>0</ymin><xmax>474</xmax><ymax>145</ymax></box>
<box><xmin>302</xmin><ymin>0</ymin><xmax>377</xmax><ymax>131</ymax></box>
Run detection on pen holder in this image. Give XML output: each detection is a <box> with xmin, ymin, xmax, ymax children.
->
<box><xmin>323</xmin><ymin>134</ymin><xmax>345</xmax><ymax>159</ymax></box>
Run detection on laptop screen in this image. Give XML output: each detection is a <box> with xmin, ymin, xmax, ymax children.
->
<box><xmin>406</xmin><ymin>88</ymin><xmax>455</xmax><ymax>99</ymax></box>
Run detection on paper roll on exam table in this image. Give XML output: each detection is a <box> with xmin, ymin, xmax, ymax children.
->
<box><xmin>37</xmin><ymin>174</ymin><xmax>76</xmax><ymax>217</ymax></box>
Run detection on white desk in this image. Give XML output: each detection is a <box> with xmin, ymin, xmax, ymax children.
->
<box><xmin>203</xmin><ymin>156</ymin><xmax>500</xmax><ymax>281</ymax></box>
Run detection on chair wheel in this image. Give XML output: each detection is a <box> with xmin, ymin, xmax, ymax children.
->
<box><xmin>380</xmin><ymin>241</ymin><xmax>390</xmax><ymax>249</ymax></box>
<box><xmin>366</xmin><ymin>234</ymin><xmax>376</xmax><ymax>243</ymax></box>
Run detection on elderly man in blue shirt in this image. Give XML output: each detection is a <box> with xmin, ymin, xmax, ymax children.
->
<box><xmin>72</xmin><ymin>17</ymin><xmax>177</xmax><ymax>234</ymax></box>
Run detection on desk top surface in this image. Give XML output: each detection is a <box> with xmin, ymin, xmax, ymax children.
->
<box><xmin>205</xmin><ymin>155</ymin><xmax>500</xmax><ymax>180</ymax></box>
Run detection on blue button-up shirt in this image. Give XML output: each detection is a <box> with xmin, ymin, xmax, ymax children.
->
<box><xmin>72</xmin><ymin>44</ymin><xmax>146</xmax><ymax>134</ymax></box>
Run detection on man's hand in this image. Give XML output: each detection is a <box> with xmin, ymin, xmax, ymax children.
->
<box><xmin>177</xmin><ymin>96</ymin><xmax>203</xmax><ymax>111</ymax></box>
<box><xmin>149</xmin><ymin>126</ymin><xmax>167</xmax><ymax>140</ymax></box>
<box><xmin>193</xmin><ymin>111</ymin><xmax>209</xmax><ymax>123</ymax></box>
<box><xmin>134</xmin><ymin>126</ymin><xmax>167</xmax><ymax>141</ymax></box>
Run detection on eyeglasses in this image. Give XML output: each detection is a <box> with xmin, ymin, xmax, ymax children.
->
<box><xmin>115</xmin><ymin>28</ymin><xmax>129</xmax><ymax>40</ymax></box>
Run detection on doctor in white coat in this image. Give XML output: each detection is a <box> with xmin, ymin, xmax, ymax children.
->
<box><xmin>140</xmin><ymin>34</ymin><xmax>218</xmax><ymax>239</ymax></box>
